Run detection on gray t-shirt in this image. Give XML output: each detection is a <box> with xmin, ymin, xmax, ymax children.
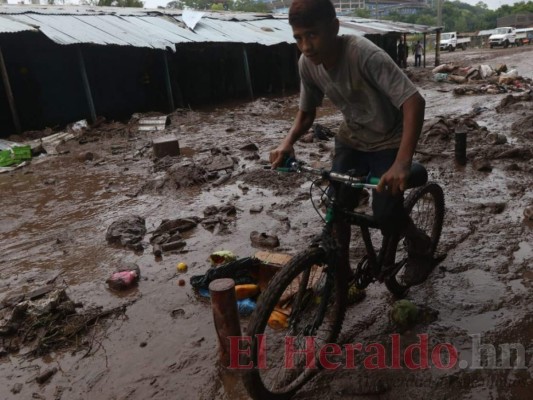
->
<box><xmin>299</xmin><ymin>35</ymin><xmax>419</xmax><ymax>151</ymax></box>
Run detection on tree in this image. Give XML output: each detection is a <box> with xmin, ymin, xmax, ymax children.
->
<box><xmin>352</xmin><ymin>8</ymin><xmax>371</xmax><ymax>18</ymax></box>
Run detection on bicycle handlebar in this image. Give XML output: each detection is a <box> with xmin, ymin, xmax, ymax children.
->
<box><xmin>277</xmin><ymin>158</ymin><xmax>379</xmax><ymax>190</ymax></box>
<box><xmin>276</xmin><ymin>158</ymin><xmax>428</xmax><ymax>190</ymax></box>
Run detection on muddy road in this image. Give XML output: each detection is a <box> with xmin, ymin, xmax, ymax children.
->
<box><xmin>1</xmin><ymin>46</ymin><xmax>532</xmax><ymax>400</ymax></box>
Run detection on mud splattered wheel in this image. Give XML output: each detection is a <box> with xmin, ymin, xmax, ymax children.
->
<box><xmin>385</xmin><ymin>183</ymin><xmax>445</xmax><ymax>297</ymax></box>
<box><xmin>242</xmin><ymin>247</ymin><xmax>347</xmax><ymax>400</ymax></box>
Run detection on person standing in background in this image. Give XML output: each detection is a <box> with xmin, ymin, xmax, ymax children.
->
<box><xmin>414</xmin><ymin>40</ymin><xmax>423</xmax><ymax>67</ymax></box>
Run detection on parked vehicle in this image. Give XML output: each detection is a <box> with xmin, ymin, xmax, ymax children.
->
<box><xmin>439</xmin><ymin>32</ymin><xmax>470</xmax><ymax>52</ymax></box>
<box><xmin>489</xmin><ymin>27</ymin><xmax>517</xmax><ymax>48</ymax></box>
<box><xmin>516</xmin><ymin>28</ymin><xmax>533</xmax><ymax>45</ymax></box>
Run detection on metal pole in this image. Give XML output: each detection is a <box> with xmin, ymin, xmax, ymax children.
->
<box><xmin>162</xmin><ymin>51</ymin><xmax>175</xmax><ymax>113</ymax></box>
<box><xmin>76</xmin><ymin>46</ymin><xmax>96</xmax><ymax>124</ymax></box>
<box><xmin>242</xmin><ymin>46</ymin><xmax>253</xmax><ymax>100</ymax></box>
<box><xmin>0</xmin><ymin>46</ymin><xmax>22</xmax><ymax>133</ymax></box>
<box><xmin>209</xmin><ymin>278</ymin><xmax>242</xmax><ymax>367</ymax></box>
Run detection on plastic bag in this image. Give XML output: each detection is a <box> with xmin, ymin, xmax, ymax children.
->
<box><xmin>107</xmin><ymin>270</ymin><xmax>139</xmax><ymax>290</ymax></box>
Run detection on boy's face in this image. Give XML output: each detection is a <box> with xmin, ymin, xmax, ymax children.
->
<box><xmin>292</xmin><ymin>19</ymin><xmax>339</xmax><ymax>67</ymax></box>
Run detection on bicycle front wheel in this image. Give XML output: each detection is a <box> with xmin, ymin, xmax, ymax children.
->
<box><xmin>385</xmin><ymin>182</ymin><xmax>445</xmax><ymax>296</ymax></box>
<box><xmin>243</xmin><ymin>247</ymin><xmax>347</xmax><ymax>400</ymax></box>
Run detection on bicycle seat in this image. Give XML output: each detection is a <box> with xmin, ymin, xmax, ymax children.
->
<box><xmin>406</xmin><ymin>162</ymin><xmax>428</xmax><ymax>188</ymax></box>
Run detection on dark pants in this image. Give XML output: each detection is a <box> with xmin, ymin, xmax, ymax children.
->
<box><xmin>415</xmin><ymin>54</ymin><xmax>421</xmax><ymax>67</ymax></box>
<box><xmin>332</xmin><ymin>140</ymin><xmax>409</xmax><ymax>236</ymax></box>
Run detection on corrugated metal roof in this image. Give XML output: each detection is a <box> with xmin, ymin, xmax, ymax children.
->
<box><xmin>0</xmin><ymin>15</ymin><xmax>37</xmax><ymax>34</ymax></box>
<box><xmin>0</xmin><ymin>5</ymin><xmax>439</xmax><ymax>50</ymax></box>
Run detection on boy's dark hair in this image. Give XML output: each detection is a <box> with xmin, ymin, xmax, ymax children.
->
<box><xmin>289</xmin><ymin>0</ymin><xmax>336</xmax><ymax>27</ymax></box>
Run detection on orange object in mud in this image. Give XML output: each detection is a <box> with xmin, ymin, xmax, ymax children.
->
<box><xmin>268</xmin><ymin>310</ymin><xmax>289</xmax><ymax>330</ymax></box>
<box><xmin>234</xmin><ymin>284</ymin><xmax>259</xmax><ymax>300</ymax></box>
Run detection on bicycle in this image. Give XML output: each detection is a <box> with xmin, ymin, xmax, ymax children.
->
<box><xmin>242</xmin><ymin>159</ymin><xmax>445</xmax><ymax>400</ymax></box>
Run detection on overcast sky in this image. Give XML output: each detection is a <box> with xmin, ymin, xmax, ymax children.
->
<box><xmin>141</xmin><ymin>0</ymin><xmax>526</xmax><ymax>11</ymax></box>
<box><xmin>4</xmin><ymin>0</ymin><xmax>527</xmax><ymax>12</ymax></box>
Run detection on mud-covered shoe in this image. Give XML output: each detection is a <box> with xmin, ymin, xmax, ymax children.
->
<box><xmin>402</xmin><ymin>228</ymin><xmax>434</xmax><ymax>286</ymax></box>
<box><xmin>402</xmin><ymin>255</ymin><xmax>435</xmax><ymax>286</ymax></box>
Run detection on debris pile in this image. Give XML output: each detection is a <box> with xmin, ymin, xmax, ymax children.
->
<box><xmin>431</xmin><ymin>63</ymin><xmax>533</xmax><ymax>95</ymax></box>
<box><xmin>0</xmin><ymin>286</ymin><xmax>126</xmax><ymax>358</ymax></box>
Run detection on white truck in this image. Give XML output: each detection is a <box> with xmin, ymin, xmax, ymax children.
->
<box><xmin>439</xmin><ymin>32</ymin><xmax>470</xmax><ymax>52</ymax></box>
<box><xmin>489</xmin><ymin>27</ymin><xmax>517</xmax><ymax>48</ymax></box>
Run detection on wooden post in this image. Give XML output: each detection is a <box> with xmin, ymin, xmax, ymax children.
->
<box><xmin>162</xmin><ymin>51</ymin><xmax>175</xmax><ymax>113</ymax></box>
<box><xmin>0</xmin><ymin>46</ymin><xmax>22</xmax><ymax>133</ymax></box>
<box><xmin>209</xmin><ymin>278</ymin><xmax>242</xmax><ymax>367</ymax></box>
<box><xmin>454</xmin><ymin>126</ymin><xmax>467</xmax><ymax>166</ymax></box>
<box><xmin>76</xmin><ymin>46</ymin><xmax>96</xmax><ymax>124</ymax></box>
<box><xmin>242</xmin><ymin>46</ymin><xmax>253</xmax><ymax>100</ymax></box>
<box><xmin>423</xmin><ymin>33</ymin><xmax>427</xmax><ymax>68</ymax></box>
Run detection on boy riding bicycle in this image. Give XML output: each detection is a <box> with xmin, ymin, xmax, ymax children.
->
<box><xmin>270</xmin><ymin>0</ymin><xmax>432</xmax><ymax>285</ymax></box>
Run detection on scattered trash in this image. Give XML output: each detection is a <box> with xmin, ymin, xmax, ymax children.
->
<box><xmin>0</xmin><ymin>161</ymin><xmax>29</xmax><ymax>174</ymax></box>
<box><xmin>138</xmin><ymin>115</ymin><xmax>170</xmax><ymax>132</ymax></box>
<box><xmin>0</xmin><ymin>141</ymin><xmax>32</xmax><ymax>168</ymax></box>
<box><xmin>178</xmin><ymin>279</ymin><xmax>186</xmax><ymax>287</ymax></box>
<box><xmin>27</xmin><ymin>131</ymin><xmax>78</xmax><ymax>156</ymax></box>
<box><xmin>433</xmin><ymin>73</ymin><xmax>448</xmax><ymax>82</ymax></box>
<box><xmin>432</xmin><ymin>63</ymin><xmax>455</xmax><ymax>74</ymax></box>
<box><xmin>268</xmin><ymin>309</ymin><xmax>289</xmax><ymax>330</ymax></box>
<box><xmin>190</xmin><ymin>257</ymin><xmax>261</xmax><ymax>290</ymax></box>
<box><xmin>161</xmin><ymin>240</ymin><xmax>186</xmax><ymax>253</ymax></box>
<box><xmin>152</xmin><ymin>134</ymin><xmax>180</xmax><ymax>158</ymax></box>
<box><xmin>347</xmin><ymin>283</ymin><xmax>366</xmax><ymax>304</ymax></box>
<box><xmin>234</xmin><ymin>284</ymin><xmax>259</xmax><ymax>300</ymax></box>
<box><xmin>36</xmin><ymin>367</ymin><xmax>58</xmax><ymax>384</ymax></box>
<box><xmin>106</xmin><ymin>265</ymin><xmax>140</xmax><ymax>290</ymax></box>
<box><xmin>209</xmin><ymin>250</ymin><xmax>237</xmax><ymax>266</ymax></box>
<box><xmin>237</xmin><ymin>298</ymin><xmax>256</xmax><ymax>316</ymax></box>
<box><xmin>0</xmin><ymin>287</ymin><xmax>125</xmax><ymax>358</ymax></box>
<box><xmin>448</xmin><ymin>74</ymin><xmax>467</xmax><ymax>84</ymax></box>
<box><xmin>106</xmin><ymin>215</ymin><xmax>146</xmax><ymax>251</ymax></box>
<box><xmin>177</xmin><ymin>262</ymin><xmax>188</xmax><ymax>273</ymax></box>
<box><xmin>250</xmin><ymin>231</ymin><xmax>280</xmax><ymax>248</ymax></box>
<box><xmin>487</xmin><ymin>133</ymin><xmax>507</xmax><ymax>145</ymax></box>
<box><xmin>390</xmin><ymin>299</ymin><xmax>419</xmax><ymax>330</ymax></box>
<box><xmin>69</xmin><ymin>119</ymin><xmax>89</xmax><ymax>132</ymax></box>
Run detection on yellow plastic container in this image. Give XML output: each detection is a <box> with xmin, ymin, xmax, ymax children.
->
<box><xmin>235</xmin><ymin>284</ymin><xmax>259</xmax><ymax>300</ymax></box>
<box><xmin>268</xmin><ymin>310</ymin><xmax>289</xmax><ymax>330</ymax></box>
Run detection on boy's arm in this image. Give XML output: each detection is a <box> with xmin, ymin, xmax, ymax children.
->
<box><xmin>377</xmin><ymin>92</ymin><xmax>425</xmax><ymax>194</ymax></box>
<box><xmin>270</xmin><ymin>108</ymin><xmax>316</xmax><ymax>168</ymax></box>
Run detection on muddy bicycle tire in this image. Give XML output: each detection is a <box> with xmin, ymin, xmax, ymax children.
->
<box><xmin>385</xmin><ymin>182</ymin><xmax>445</xmax><ymax>297</ymax></box>
<box><xmin>243</xmin><ymin>247</ymin><xmax>348</xmax><ymax>400</ymax></box>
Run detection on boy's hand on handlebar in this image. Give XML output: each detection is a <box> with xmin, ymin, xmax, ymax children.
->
<box><xmin>270</xmin><ymin>144</ymin><xmax>295</xmax><ymax>169</ymax></box>
<box><xmin>376</xmin><ymin>161</ymin><xmax>411</xmax><ymax>195</ymax></box>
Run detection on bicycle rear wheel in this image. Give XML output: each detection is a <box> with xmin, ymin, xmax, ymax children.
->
<box><xmin>243</xmin><ymin>247</ymin><xmax>347</xmax><ymax>400</ymax></box>
<box><xmin>385</xmin><ymin>182</ymin><xmax>445</xmax><ymax>296</ymax></box>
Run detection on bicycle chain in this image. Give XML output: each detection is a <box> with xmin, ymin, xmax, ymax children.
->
<box><xmin>352</xmin><ymin>255</ymin><xmax>374</xmax><ymax>290</ymax></box>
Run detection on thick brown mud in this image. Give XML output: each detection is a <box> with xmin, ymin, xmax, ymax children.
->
<box><xmin>1</xmin><ymin>46</ymin><xmax>532</xmax><ymax>400</ymax></box>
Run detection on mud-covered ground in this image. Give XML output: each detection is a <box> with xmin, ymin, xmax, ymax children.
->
<box><xmin>1</xmin><ymin>46</ymin><xmax>532</xmax><ymax>400</ymax></box>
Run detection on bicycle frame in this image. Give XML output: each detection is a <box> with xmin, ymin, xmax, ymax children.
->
<box><xmin>286</xmin><ymin>160</ymin><xmax>402</xmax><ymax>286</ymax></box>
